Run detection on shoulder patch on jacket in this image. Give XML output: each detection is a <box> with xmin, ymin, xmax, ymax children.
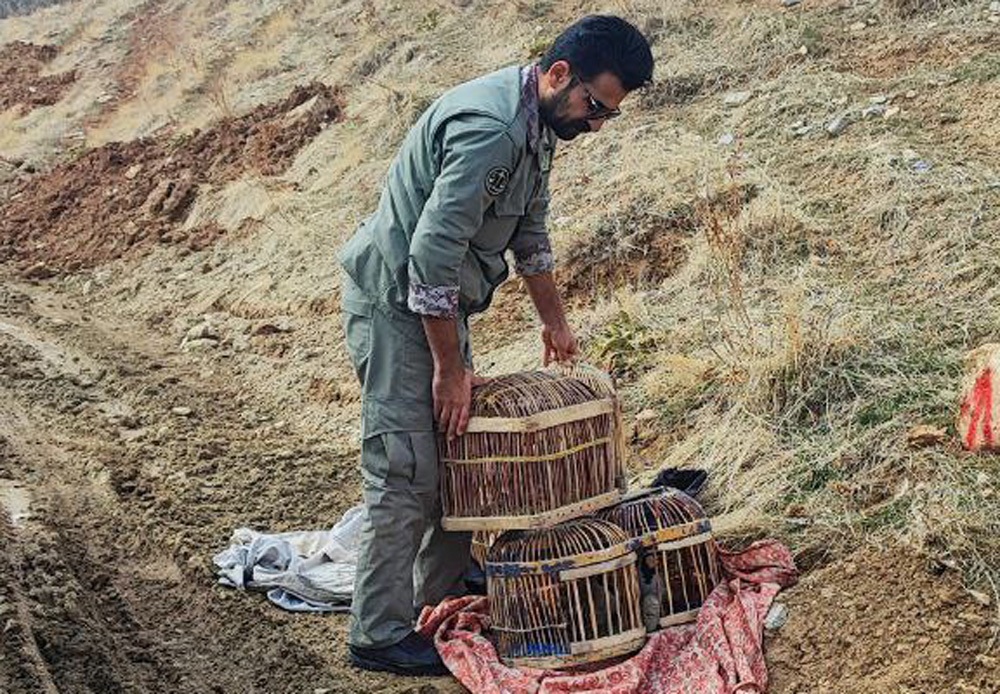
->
<box><xmin>484</xmin><ymin>166</ymin><xmax>511</xmax><ymax>196</ymax></box>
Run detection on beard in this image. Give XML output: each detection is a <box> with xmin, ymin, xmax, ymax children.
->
<box><xmin>538</xmin><ymin>86</ymin><xmax>592</xmax><ymax>141</ymax></box>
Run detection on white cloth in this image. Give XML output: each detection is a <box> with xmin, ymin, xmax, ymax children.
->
<box><xmin>213</xmin><ymin>504</ymin><xmax>364</xmax><ymax>612</ymax></box>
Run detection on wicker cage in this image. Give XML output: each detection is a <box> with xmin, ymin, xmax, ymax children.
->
<box><xmin>597</xmin><ymin>487</ymin><xmax>720</xmax><ymax>630</ymax></box>
<box><xmin>438</xmin><ymin>367</ymin><xmax>625</xmax><ymax>531</ymax></box>
<box><xmin>486</xmin><ymin>517</ymin><xmax>646</xmax><ymax>669</ymax></box>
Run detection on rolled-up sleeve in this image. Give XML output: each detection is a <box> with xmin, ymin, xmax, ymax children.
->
<box><xmin>508</xmin><ymin>172</ymin><xmax>555</xmax><ymax>276</ymax></box>
<box><xmin>408</xmin><ymin>117</ymin><xmax>518</xmax><ymax>318</ymax></box>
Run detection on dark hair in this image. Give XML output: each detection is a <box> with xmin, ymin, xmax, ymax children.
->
<box><xmin>540</xmin><ymin>15</ymin><xmax>654</xmax><ymax>91</ymax></box>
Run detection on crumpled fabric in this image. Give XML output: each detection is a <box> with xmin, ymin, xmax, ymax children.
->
<box><xmin>213</xmin><ymin>504</ymin><xmax>365</xmax><ymax>612</ymax></box>
<box><xmin>416</xmin><ymin>539</ymin><xmax>796</xmax><ymax>694</ymax></box>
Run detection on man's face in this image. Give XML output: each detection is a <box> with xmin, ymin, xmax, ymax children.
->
<box><xmin>538</xmin><ymin>64</ymin><xmax>628</xmax><ymax>141</ymax></box>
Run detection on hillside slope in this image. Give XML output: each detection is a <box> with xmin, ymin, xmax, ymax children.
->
<box><xmin>1</xmin><ymin>0</ymin><xmax>998</xmax><ymax>691</ymax></box>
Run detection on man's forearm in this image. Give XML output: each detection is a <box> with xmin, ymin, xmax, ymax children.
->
<box><xmin>523</xmin><ymin>272</ymin><xmax>569</xmax><ymax>328</ymax></box>
<box><xmin>421</xmin><ymin>316</ymin><xmax>465</xmax><ymax>375</ymax></box>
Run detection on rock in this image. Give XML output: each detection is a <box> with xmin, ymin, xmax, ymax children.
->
<box><xmin>849</xmin><ymin>21</ymin><xmax>866</xmax><ymax>31</ymax></box>
<box><xmin>251</xmin><ymin>320</ymin><xmax>294</xmax><ymax>336</ymax></box>
<box><xmin>967</xmin><ymin>589</ymin><xmax>991</xmax><ymax>606</ymax></box>
<box><xmin>905</xmin><ymin>90</ymin><xmax>918</xmax><ymax>99</ymax></box>
<box><xmin>883</xmin><ymin>106</ymin><xmax>900</xmax><ymax>119</ymax></box>
<box><xmin>992</xmin><ymin>1</ymin><xmax>1000</xmax><ymax>12</ymax></box>
<box><xmin>723</xmin><ymin>91</ymin><xmax>753</xmax><ymax>107</ymax></box>
<box><xmin>782</xmin><ymin>0</ymin><xmax>802</xmax><ymax>6</ymax></box>
<box><xmin>181</xmin><ymin>337</ymin><xmax>219</xmax><ymax>352</ymax></box>
<box><xmin>765</xmin><ymin>602</ymin><xmax>789</xmax><ymax>629</ymax></box>
<box><xmin>826</xmin><ymin>115</ymin><xmax>850</xmax><ymax>137</ymax></box>
<box><xmin>636</xmin><ymin>409</ymin><xmax>658</xmax><ymax>422</ymax></box>
<box><xmin>862</xmin><ymin>104</ymin><xmax>886</xmax><ymax>118</ymax></box>
<box><xmin>906</xmin><ymin>424</ymin><xmax>947</xmax><ymax>447</ymax></box>
<box><xmin>869</xmin><ymin>94</ymin><xmax>889</xmax><ymax>105</ymax></box>
<box><xmin>124</xmin><ymin>164</ymin><xmax>142</xmax><ymax>180</ymax></box>
<box><xmin>717</xmin><ymin>133</ymin><xmax>735</xmax><ymax>146</ymax></box>
<box><xmin>911</xmin><ymin>160</ymin><xmax>932</xmax><ymax>174</ymax></box>
<box><xmin>185</xmin><ymin>323</ymin><xmax>219</xmax><ymax>342</ymax></box>
<box><xmin>939</xmin><ymin>112</ymin><xmax>961</xmax><ymax>124</ymax></box>
<box><xmin>172</xmin><ymin>406</ymin><xmax>193</xmax><ymax>416</ymax></box>
<box><xmin>790</xmin><ymin>120</ymin><xmax>812</xmax><ymax>137</ymax></box>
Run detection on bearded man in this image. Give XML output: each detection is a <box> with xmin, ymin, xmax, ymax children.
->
<box><xmin>338</xmin><ymin>14</ymin><xmax>654</xmax><ymax>676</ymax></box>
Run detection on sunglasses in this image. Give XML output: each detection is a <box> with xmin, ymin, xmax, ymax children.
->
<box><xmin>573</xmin><ymin>73</ymin><xmax>621</xmax><ymax>120</ymax></box>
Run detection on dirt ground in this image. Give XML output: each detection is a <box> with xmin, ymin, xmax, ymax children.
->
<box><xmin>2</xmin><ymin>0</ymin><xmax>1000</xmax><ymax>691</ymax></box>
<box><xmin>0</xmin><ymin>275</ymin><xmax>464</xmax><ymax>694</ymax></box>
<box><xmin>0</xmin><ymin>273</ymin><xmax>996</xmax><ymax>693</ymax></box>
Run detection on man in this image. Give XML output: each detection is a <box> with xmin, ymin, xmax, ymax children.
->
<box><xmin>338</xmin><ymin>15</ymin><xmax>654</xmax><ymax>676</ymax></box>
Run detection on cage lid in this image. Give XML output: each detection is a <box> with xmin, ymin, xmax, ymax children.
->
<box><xmin>597</xmin><ymin>487</ymin><xmax>710</xmax><ymax>545</ymax></box>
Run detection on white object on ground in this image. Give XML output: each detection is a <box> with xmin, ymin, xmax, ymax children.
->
<box><xmin>213</xmin><ymin>504</ymin><xmax>365</xmax><ymax>612</ymax></box>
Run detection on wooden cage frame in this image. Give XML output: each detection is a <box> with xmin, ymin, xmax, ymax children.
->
<box><xmin>439</xmin><ymin>369</ymin><xmax>626</xmax><ymax>531</ymax></box>
<box><xmin>597</xmin><ymin>487</ymin><xmax>720</xmax><ymax>628</ymax></box>
<box><xmin>486</xmin><ymin>518</ymin><xmax>646</xmax><ymax>669</ymax></box>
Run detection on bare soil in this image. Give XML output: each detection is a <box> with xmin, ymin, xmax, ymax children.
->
<box><xmin>0</xmin><ymin>81</ymin><xmax>343</xmax><ymax>276</ymax></box>
<box><xmin>0</xmin><ymin>41</ymin><xmax>75</xmax><ymax>113</ymax></box>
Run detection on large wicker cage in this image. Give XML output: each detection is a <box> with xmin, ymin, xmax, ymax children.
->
<box><xmin>438</xmin><ymin>368</ymin><xmax>626</xmax><ymax>531</ymax></box>
<box><xmin>486</xmin><ymin>517</ymin><xmax>646</xmax><ymax>669</ymax></box>
<box><xmin>597</xmin><ymin>487</ymin><xmax>720</xmax><ymax>630</ymax></box>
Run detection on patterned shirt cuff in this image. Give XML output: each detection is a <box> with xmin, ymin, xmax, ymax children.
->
<box><xmin>408</xmin><ymin>282</ymin><xmax>459</xmax><ymax>318</ymax></box>
<box><xmin>514</xmin><ymin>244</ymin><xmax>556</xmax><ymax>276</ymax></box>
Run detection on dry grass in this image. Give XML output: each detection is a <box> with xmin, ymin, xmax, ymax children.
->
<box><xmin>2</xmin><ymin>0</ymin><xmax>999</xmax><ymax>632</ymax></box>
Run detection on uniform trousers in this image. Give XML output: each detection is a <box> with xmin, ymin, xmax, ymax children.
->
<box><xmin>341</xmin><ymin>275</ymin><xmax>473</xmax><ymax>649</ymax></box>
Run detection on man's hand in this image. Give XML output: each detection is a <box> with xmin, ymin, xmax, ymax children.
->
<box><xmin>542</xmin><ymin>322</ymin><xmax>580</xmax><ymax>366</ymax></box>
<box><xmin>433</xmin><ymin>365</ymin><xmax>473</xmax><ymax>441</ymax></box>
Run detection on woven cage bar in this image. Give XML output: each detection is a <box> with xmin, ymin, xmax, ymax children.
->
<box><xmin>439</xmin><ymin>367</ymin><xmax>626</xmax><ymax>531</ymax></box>
<box><xmin>597</xmin><ymin>487</ymin><xmax>720</xmax><ymax>630</ymax></box>
<box><xmin>486</xmin><ymin>517</ymin><xmax>646</xmax><ymax>669</ymax></box>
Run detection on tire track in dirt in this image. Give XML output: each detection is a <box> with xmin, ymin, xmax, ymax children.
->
<box><xmin>0</xmin><ymin>275</ymin><xmax>453</xmax><ymax>693</ymax></box>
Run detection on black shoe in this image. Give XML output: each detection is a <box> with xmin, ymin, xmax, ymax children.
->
<box><xmin>348</xmin><ymin>631</ymin><xmax>449</xmax><ymax>676</ymax></box>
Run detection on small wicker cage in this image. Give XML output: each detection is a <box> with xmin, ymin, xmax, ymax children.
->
<box><xmin>486</xmin><ymin>517</ymin><xmax>646</xmax><ymax>669</ymax></box>
<box><xmin>597</xmin><ymin>487</ymin><xmax>720</xmax><ymax>629</ymax></box>
<box><xmin>438</xmin><ymin>367</ymin><xmax>625</xmax><ymax>531</ymax></box>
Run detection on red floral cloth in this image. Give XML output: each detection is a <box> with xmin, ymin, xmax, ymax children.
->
<box><xmin>416</xmin><ymin>540</ymin><xmax>797</xmax><ymax>694</ymax></box>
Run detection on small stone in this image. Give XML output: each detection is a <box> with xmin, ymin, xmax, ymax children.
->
<box><xmin>181</xmin><ymin>337</ymin><xmax>219</xmax><ymax>352</ymax></box>
<box><xmin>765</xmin><ymin>602</ymin><xmax>789</xmax><ymax>630</ymax></box>
<box><xmin>185</xmin><ymin>323</ymin><xmax>218</xmax><ymax>342</ymax></box>
<box><xmin>790</xmin><ymin>120</ymin><xmax>812</xmax><ymax>137</ymax></box>
<box><xmin>967</xmin><ymin>590</ymin><xmax>991</xmax><ymax>606</ymax></box>
<box><xmin>905</xmin><ymin>90</ymin><xmax>918</xmax><ymax>99</ymax></box>
<box><xmin>849</xmin><ymin>21</ymin><xmax>867</xmax><ymax>32</ymax></box>
<box><xmin>883</xmin><ymin>106</ymin><xmax>900</xmax><ymax>119</ymax></box>
<box><xmin>862</xmin><ymin>104</ymin><xmax>887</xmax><ymax>118</ymax></box>
<box><xmin>869</xmin><ymin>94</ymin><xmax>889</xmax><ymax>105</ymax></box>
<box><xmin>797</xmin><ymin>44</ymin><xmax>809</xmax><ymax>55</ymax></box>
<box><xmin>911</xmin><ymin>160</ymin><xmax>932</xmax><ymax>174</ymax></box>
<box><xmin>718</xmin><ymin>133</ymin><xmax>735</xmax><ymax>146</ymax></box>
<box><xmin>251</xmin><ymin>320</ymin><xmax>294</xmax><ymax>336</ymax></box>
<box><xmin>723</xmin><ymin>91</ymin><xmax>753</xmax><ymax>107</ymax></box>
<box><xmin>636</xmin><ymin>409</ymin><xmax>658</xmax><ymax>422</ymax></box>
<box><xmin>782</xmin><ymin>0</ymin><xmax>802</xmax><ymax>6</ymax></box>
<box><xmin>907</xmin><ymin>424</ymin><xmax>947</xmax><ymax>447</ymax></box>
<box><xmin>826</xmin><ymin>116</ymin><xmax>850</xmax><ymax>137</ymax></box>
<box><xmin>939</xmin><ymin>112</ymin><xmax>961</xmax><ymax>124</ymax></box>
<box><xmin>991</xmin><ymin>1</ymin><xmax>1000</xmax><ymax>12</ymax></box>
<box><xmin>172</xmin><ymin>406</ymin><xmax>193</xmax><ymax>416</ymax></box>
<box><xmin>124</xmin><ymin>164</ymin><xmax>142</xmax><ymax>180</ymax></box>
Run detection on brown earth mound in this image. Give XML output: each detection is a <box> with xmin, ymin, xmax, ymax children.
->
<box><xmin>767</xmin><ymin>545</ymin><xmax>999</xmax><ymax>693</ymax></box>
<box><xmin>0</xmin><ymin>82</ymin><xmax>343</xmax><ymax>276</ymax></box>
<box><xmin>557</xmin><ymin>206</ymin><xmax>692</xmax><ymax>303</ymax></box>
<box><xmin>0</xmin><ymin>42</ymin><xmax>76</xmax><ymax>112</ymax></box>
